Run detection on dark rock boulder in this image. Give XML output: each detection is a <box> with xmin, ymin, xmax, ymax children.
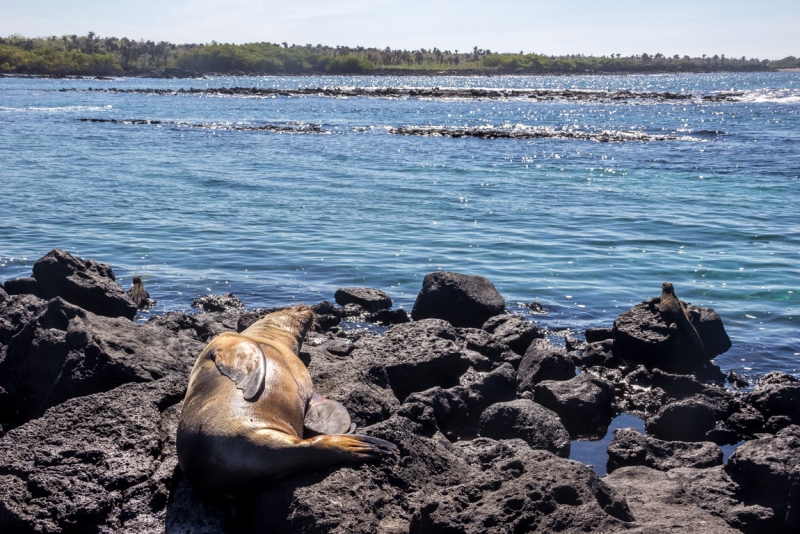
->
<box><xmin>585</xmin><ymin>326</ymin><xmax>613</xmax><ymax>343</ymax></box>
<box><xmin>398</xmin><ymin>363</ymin><xmax>517</xmax><ymax>439</ymax></box>
<box><xmin>3</xmin><ymin>249</ymin><xmax>137</xmax><ymax>320</ymax></box>
<box><xmin>481</xmin><ymin>313</ymin><xmax>540</xmax><ymax>354</ymax></box>
<box><xmin>411</xmin><ymin>271</ymin><xmax>505</xmax><ymax>328</ymax></box>
<box><xmin>533</xmin><ymin>374</ymin><xmax>616</xmax><ymax>438</ymax></box>
<box><xmin>353</xmin><ymin>319</ymin><xmax>472</xmax><ymax>402</ymax></box>
<box><xmin>147</xmin><ymin>310</ymin><xmax>243</xmax><ymax>342</ymax></box>
<box><xmin>607</xmin><ymin>428</ymin><xmax>722</xmax><ymax>473</ymax></box>
<box><xmin>603</xmin><ymin>466</ymin><xmax>742</xmax><ymax>533</ymax></box>
<box><xmin>479</xmin><ymin>399</ymin><xmax>571</xmax><ymax>457</ymax></box>
<box><xmin>573</xmin><ymin>339</ymin><xmax>617</xmax><ymax>368</ymax></box>
<box><xmin>517</xmin><ymin>338</ymin><xmax>576</xmax><ymax>393</ymax></box>
<box><xmin>191</xmin><ymin>293</ymin><xmax>244</xmax><ymax>312</ymax></box>
<box><xmin>412</xmin><ymin>442</ymin><xmax>634</xmax><ymax>532</ymax></box>
<box><xmin>0</xmin><ymin>293</ymin><xmax>48</xmax><ymax>346</ymax></box>
<box><xmin>726</xmin><ymin>405</ymin><xmax>766</xmax><ymax>437</ymax></box>
<box><xmin>612</xmin><ymin>296</ymin><xmax>730</xmax><ymax>373</ymax></box>
<box><xmin>456</xmin><ymin>327</ymin><xmax>519</xmax><ymax>367</ymax></box>
<box><xmin>726</xmin><ymin>425</ymin><xmax>800</xmax><ymax>531</ymax></box>
<box><xmin>366</xmin><ymin>307</ymin><xmax>410</xmax><ymax>325</ymax></box>
<box><xmin>334</xmin><ymin>287</ymin><xmax>392</xmax><ymax>311</ymax></box>
<box><xmin>746</xmin><ymin>372</ymin><xmax>800</xmax><ymax>425</ymax></box>
<box><xmin>0</xmin><ymin>298</ymin><xmax>202</xmax><ymax>424</ymax></box>
<box><xmin>646</xmin><ymin>398</ymin><xmax>717</xmax><ymax>442</ymax></box>
<box><xmin>0</xmin><ymin>378</ymin><xmax>185</xmax><ymax>534</ymax></box>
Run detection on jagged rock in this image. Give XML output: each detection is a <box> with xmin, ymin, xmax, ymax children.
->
<box><xmin>0</xmin><ymin>293</ymin><xmax>48</xmax><ymax>345</ymax></box>
<box><xmin>479</xmin><ymin>399</ymin><xmax>571</xmax><ymax>457</ymax></box>
<box><xmin>726</xmin><ymin>405</ymin><xmax>765</xmax><ymax>436</ymax></box>
<box><xmin>334</xmin><ymin>287</ymin><xmax>392</xmax><ymax>311</ymax></box>
<box><xmin>191</xmin><ymin>293</ymin><xmax>244</xmax><ymax>312</ymax></box>
<box><xmin>650</xmin><ymin>368</ymin><xmax>706</xmax><ymax>399</ymax></box>
<box><xmin>607</xmin><ymin>428</ymin><xmax>722</xmax><ymax>472</ymax></box>
<box><xmin>517</xmin><ymin>338</ymin><xmax>576</xmax><ymax>393</ymax></box>
<box><xmin>251</xmin><ymin>416</ymin><xmax>472</xmax><ymax>533</ymax></box>
<box><xmin>726</xmin><ymin>425</ymin><xmax>800</xmax><ymax>531</ymax></box>
<box><xmin>646</xmin><ymin>398</ymin><xmax>717</xmax><ymax>442</ymax></box>
<box><xmin>366</xmin><ymin>308</ymin><xmax>410</xmax><ymax>325</ymax></box>
<box><xmin>585</xmin><ymin>326</ymin><xmax>613</xmax><ymax>343</ymax></box>
<box><xmin>0</xmin><ymin>378</ymin><xmax>185</xmax><ymax>533</ymax></box>
<box><xmin>533</xmin><ymin>374</ymin><xmax>615</xmax><ymax>438</ymax></box>
<box><xmin>625</xmin><ymin>387</ymin><xmax>669</xmax><ymax>417</ymax></box>
<box><xmin>573</xmin><ymin>339</ymin><xmax>617</xmax><ymax>367</ymax></box>
<box><xmin>412</xmin><ymin>441</ymin><xmax>634</xmax><ymax>532</ymax></box>
<box><xmin>3</xmin><ymin>249</ymin><xmax>137</xmax><ymax>320</ymax></box>
<box><xmin>398</xmin><ymin>364</ymin><xmax>517</xmax><ymax>439</ymax></box>
<box><xmin>765</xmin><ymin>415</ymin><xmax>793</xmax><ymax>434</ymax></box>
<box><xmin>481</xmin><ymin>313</ymin><xmax>539</xmax><ymax>354</ymax></box>
<box><xmin>456</xmin><ymin>327</ymin><xmax>519</xmax><ymax>367</ymax></box>
<box><xmin>603</xmin><ymin>466</ymin><xmax>742</xmax><ymax>533</ymax></box>
<box><xmin>612</xmin><ymin>296</ymin><xmax>730</xmax><ymax>373</ymax></box>
<box><xmin>147</xmin><ymin>310</ymin><xmax>242</xmax><ymax>342</ymax></box>
<box><xmin>727</xmin><ymin>371</ymin><xmax>750</xmax><ymax>388</ymax></box>
<box><xmin>411</xmin><ymin>271</ymin><xmax>505</xmax><ymax>328</ymax></box>
<box><xmin>353</xmin><ymin>319</ymin><xmax>472</xmax><ymax>402</ymax></box>
<box><xmin>0</xmin><ymin>298</ymin><xmax>202</xmax><ymax>424</ymax></box>
<box><xmin>746</xmin><ymin>372</ymin><xmax>800</xmax><ymax>425</ymax></box>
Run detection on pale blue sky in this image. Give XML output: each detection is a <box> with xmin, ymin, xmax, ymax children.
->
<box><xmin>2</xmin><ymin>0</ymin><xmax>798</xmax><ymax>58</ymax></box>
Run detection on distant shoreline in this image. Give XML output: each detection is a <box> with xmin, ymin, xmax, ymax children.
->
<box><xmin>1</xmin><ymin>68</ymin><xmax>793</xmax><ymax>80</ymax></box>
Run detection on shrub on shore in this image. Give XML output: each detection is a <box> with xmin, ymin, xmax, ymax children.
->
<box><xmin>326</xmin><ymin>55</ymin><xmax>374</xmax><ymax>74</ymax></box>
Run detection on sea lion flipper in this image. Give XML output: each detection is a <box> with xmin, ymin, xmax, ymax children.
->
<box><xmin>304</xmin><ymin>395</ymin><xmax>354</xmax><ymax>437</ymax></box>
<box><xmin>211</xmin><ymin>336</ymin><xmax>266</xmax><ymax>400</ymax></box>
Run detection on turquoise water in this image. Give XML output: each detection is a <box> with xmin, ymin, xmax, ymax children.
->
<box><xmin>1</xmin><ymin>73</ymin><xmax>799</xmax><ymax>381</ymax></box>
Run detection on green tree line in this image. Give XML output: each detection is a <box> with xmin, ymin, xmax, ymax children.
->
<box><xmin>1</xmin><ymin>33</ymin><xmax>795</xmax><ymax>76</ymax></box>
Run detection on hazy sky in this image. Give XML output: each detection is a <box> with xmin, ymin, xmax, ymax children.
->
<box><xmin>3</xmin><ymin>0</ymin><xmax>798</xmax><ymax>58</ymax></box>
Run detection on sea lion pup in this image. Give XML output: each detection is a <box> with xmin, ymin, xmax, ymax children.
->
<box><xmin>177</xmin><ymin>305</ymin><xmax>397</xmax><ymax>496</ymax></box>
<box><xmin>659</xmin><ymin>282</ymin><xmax>706</xmax><ymax>360</ymax></box>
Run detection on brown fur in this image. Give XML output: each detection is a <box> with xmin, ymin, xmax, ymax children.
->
<box><xmin>176</xmin><ymin>305</ymin><xmax>395</xmax><ymax>496</ymax></box>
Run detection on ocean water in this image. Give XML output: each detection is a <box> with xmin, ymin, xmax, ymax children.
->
<box><xmin>1</xmin><ymin>73</ymin><xmax>799</xmax><ymax>384</ymax></box>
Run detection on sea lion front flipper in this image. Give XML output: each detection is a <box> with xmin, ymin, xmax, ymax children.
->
<box><xmin>304</xmin><ymin>393</ymin><xmax>353</xmax><ymax>437</ymax></box>
<box><xmin>210</xmin><ymin>336</ymin><xmax>266</xmax><ymax>401</ymax></box>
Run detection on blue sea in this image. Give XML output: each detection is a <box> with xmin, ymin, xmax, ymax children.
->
<box><xmin>1</xmin><ymin>73</ymin><xmax>799</xmax><ymax>385</ymax></box>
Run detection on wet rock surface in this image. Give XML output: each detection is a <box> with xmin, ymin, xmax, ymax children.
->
<box><xmin>0</xmin><ymin>257</ymin><xmax>795</xmax><ymax>533</ymax></box>
<box><xmin>191</xmin><ymin>293</ymin><xmax>245</xmax><ymax>312</ymax></box>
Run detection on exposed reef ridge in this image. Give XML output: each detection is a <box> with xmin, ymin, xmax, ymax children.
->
<box><xmin>76</xmin><ymin>118</ymin><xmax>708</xmax><ymax>142</ymax></box>
<box><xmin>59</xmin><ymin>85</ymin><xmax>746</xmax><ymax>102</ymax></box>
<box><xmin>1</xmin><ymin>250</ymin><xmax>798</xmax><ymax>533</ymax></box>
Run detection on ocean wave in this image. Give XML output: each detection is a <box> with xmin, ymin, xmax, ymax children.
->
<box><xmin>735</xmin><ymin>88</ymin><xmax>800</xmax><ymax>104</ymax></box>
<box><xmin>0</xmin><ymin>105</ymin><xmax>112</xmax><ymax>112</ymax></box>
<box><xmin>75</xmin><ymin>118</ymin><xmax>325</xmax><ymax>133</ymax></box>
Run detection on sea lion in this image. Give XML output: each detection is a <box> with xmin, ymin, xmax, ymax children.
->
<box><xmin>659</xmin><ymin>282</ymin><xmax>706</xmax><ymax>361</ymax></box>
<box><xmin>176</xmin><ymin>305</ymin><xmax>396</xmax><ymax>496</ymax></box>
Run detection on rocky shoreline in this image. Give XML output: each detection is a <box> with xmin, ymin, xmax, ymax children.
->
<box><xmin>0</xmin><ymin>250</ymin><xmax>797</xmax><ymax>533</ymax></box>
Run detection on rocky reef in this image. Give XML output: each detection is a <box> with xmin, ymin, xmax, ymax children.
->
<box><xmin>1</xmin><ymin>250</ymin><xmax>798</xmax><ymax>533</ymax></box>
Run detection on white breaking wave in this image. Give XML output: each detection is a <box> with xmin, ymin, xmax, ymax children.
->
<box><xmin>0</xmin><ymin>105</ymin><xmax>113</xmax><ymax>112</ymax></box>
<box><xmin>735</xmin><ymin>88</ymin><xmax>800</xmax><ymax>104</ymax></box>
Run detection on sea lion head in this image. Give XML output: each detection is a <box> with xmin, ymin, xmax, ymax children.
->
<box><xmin>662</xmin><ymin>282</ymin><xmax>675</xmax><ymax>295</ymax></box>
<box><xmin>245</xmin><ymin>305</ymin><xmax>315</xmax><ymax>353</ymax></box>
<box><xmin>132</xmin><ymin>276</ymin><xmax>142</xmax><ymax>284</ymax></box>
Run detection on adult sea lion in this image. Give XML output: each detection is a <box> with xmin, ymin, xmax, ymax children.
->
<box><xmin>127</xmin><ymin>276</ymin><xmax>155</xmax><ymax>308</ymax></box>
<box><xmin>176</xmin><ymin>305</ymin><xmax>397</xmax><ymax>496</ymax></box>
<box><xmin>659</xmin><ymin>282</ymin><xmax>706</xmax><ymax>361</ymax></box>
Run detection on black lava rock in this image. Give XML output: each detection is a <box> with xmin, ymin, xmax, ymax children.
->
<box><xmin>479</xmin><ymin>399</ymin><xmax>571</xmax><ymax>457</ymax></box>
<box><xmin>334</xmin><ymin>287</ymin><xmax>392</xmax><ymax>312</ymax></box>
<box><xmin>3</xmin><ymin>249</ymin><xmax>137</xmax><ymax>320</ymax></box>
<box><xmin>746</xmin><ymin>372</ymin><xmax>800</xmax><ymax>425</ymax></box>
<box><xmin>481</xmin><ymin>313</ymin><xmax>540</xmax><ymax>354</ymax></box>
<box><xmin>517</xmin><ymin>338</ymin><xmax>576</xmax><ymax>393</ymax></box>
<box><xmin>411</xmin><ymin>271</ymin><xmax>505</xmax><ymax>328</ymax></box>
<box><xmin>533</xmin><ymin>374</ymin><xmax>615</xmax><ymax>438</ymax></box>
<box><xmin>646</xmin><ymin>398</ymin><xmax>717</xmax><ymax>442</ymax></box>
<box><xmin>191</xmin><ymin>293</ymin><xmax>244</xmax><ymax>312</ymax></box>
<box><xmin>607</xmin><ymin>428</ymin><xmax>723</xmax><ymax>473</ymax></box>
